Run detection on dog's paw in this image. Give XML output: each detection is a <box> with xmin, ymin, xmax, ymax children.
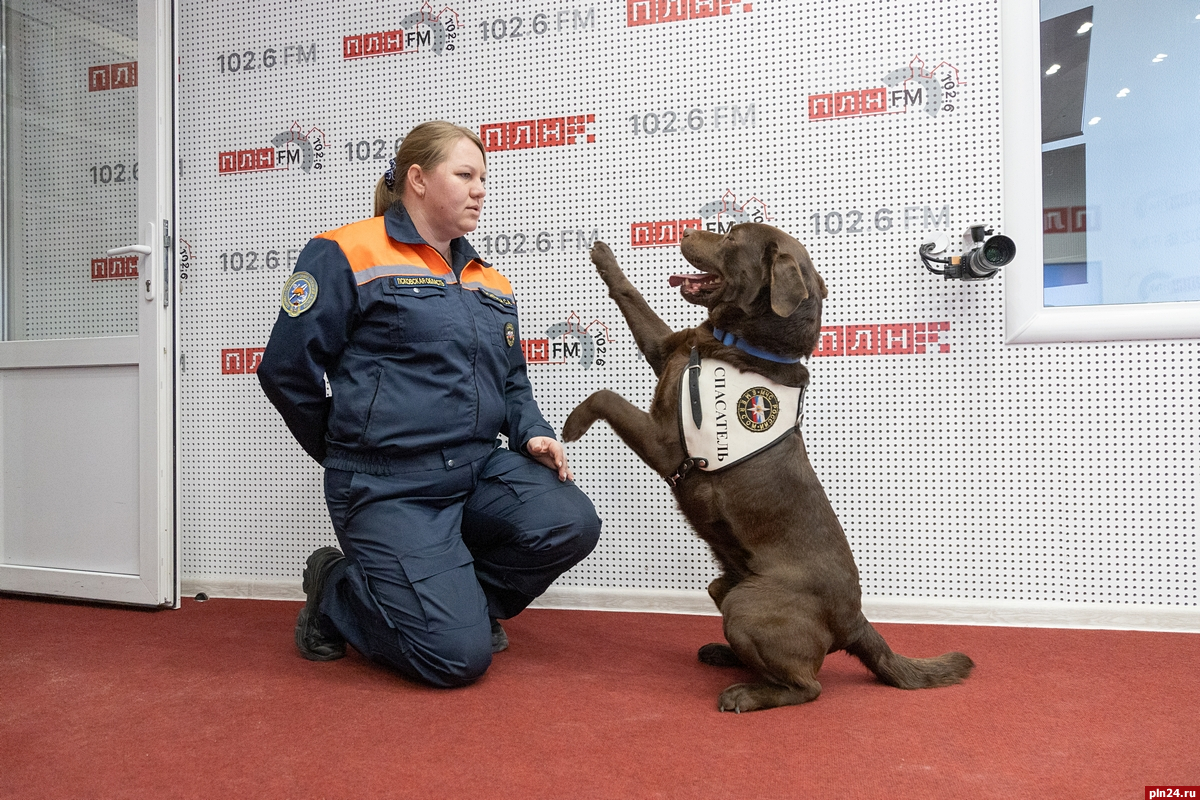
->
<box><xmin>718</xmin><ymin>681</ymin><xmax>821</xmax><ymax>713</ymax></box>
<box><xmin>561</xmin><ymin>406</ymin><xmax>593</xmax><ymax>442</ymax></box>
<box><xmin>718</xmin><ymin>683</ymin><xmax>768</xmax><ymax>713</ymax></box>
<box><xmin>589</xmin><ymin>240</ymin><xmax>620</xmax><ymax>277</ymax></box>
<box><xmin>698</xmin><ymin>643</ymin><xmax>743</xmax><ymax>667</ymax></box>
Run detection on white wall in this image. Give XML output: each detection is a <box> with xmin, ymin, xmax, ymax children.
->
<box><xmin>176</xmin><ymin>0</ymin><xmax>1198</xmax><ymax>631</ymax></box>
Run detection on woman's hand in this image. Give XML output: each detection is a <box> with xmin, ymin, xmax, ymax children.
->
<box><xmin>526</xmin><ymin>436</ymin><xmax>573</xmax><ymax>482</ymax></box>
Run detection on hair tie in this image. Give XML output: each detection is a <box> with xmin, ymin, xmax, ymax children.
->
<box><xmin>383</xmin><ymin>158</ymin><xmax>396</xmax><ymax>190</ymax></box>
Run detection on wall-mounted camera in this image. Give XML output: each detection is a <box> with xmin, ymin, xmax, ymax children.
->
<box><xmin>920</xmin><ymin>225</ymin><xmax>1015</xmax><ymax>281</ymax></box>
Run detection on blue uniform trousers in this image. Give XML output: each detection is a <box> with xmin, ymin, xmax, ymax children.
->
<box><xmin>318</xmin><ymin>446</ymin><xmax>601</xmax><ymax>687</ymax></box>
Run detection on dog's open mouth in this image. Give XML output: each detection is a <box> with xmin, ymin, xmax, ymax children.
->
<box><xmin>669</xmin><ymin>272</ymin><xmax>722</xmax><ymax>299</ymax></box>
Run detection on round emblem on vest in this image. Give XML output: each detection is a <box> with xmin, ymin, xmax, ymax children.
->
<box><xmin>737</xmin><ymin>386</ymin><xmax>780</xmax><ymax>433</ymax></box>
<box><xmin>504</xmin><ymin>322</ymin><xmax>515</xmax><ymax>347</ymax></box>
<box><xmin>281</xmin><ymin>271</ymin><xmax>318</xmax><ymax>317</ymax></box>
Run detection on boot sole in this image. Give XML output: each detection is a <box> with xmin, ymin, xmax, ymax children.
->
<box><xmin>295</xmin><ymin>608</ymin><xmax>345</xmax><ymax>661</ymax></box>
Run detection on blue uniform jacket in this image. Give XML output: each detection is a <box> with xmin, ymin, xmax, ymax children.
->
<box><xmin>258</xmin><ymin>203</ymin><xmax>556</xmax><ymax>474</ymax></box>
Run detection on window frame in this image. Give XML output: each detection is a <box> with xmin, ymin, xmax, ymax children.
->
<box><xmin>1002</xmin><ymin>0</ymin><xmax>1200</xmax><ymax>344</ymax></box>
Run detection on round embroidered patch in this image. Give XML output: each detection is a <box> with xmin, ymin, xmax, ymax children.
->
<box><xmin>737</xmin><ymin>387</ymin><xmax>780</xmax><ymax>433</ymax></box>
<box><xmin>282</xmin><ymin>271</ymin><xmax>318</xmax><ymax>317</ymax></box>
<box><xmin>504</xmin><ymin>322</ymin><xmax>515</xmax><ymax>347</ymax></box>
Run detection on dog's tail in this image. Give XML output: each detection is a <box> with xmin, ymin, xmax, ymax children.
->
<box><xmin>843</xmin><ymin>614</ymin><xmax>974</xmax><ymax>690</ymax></box>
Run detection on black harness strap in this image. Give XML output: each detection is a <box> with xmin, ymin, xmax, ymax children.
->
<box><xmin>666</xmin><ymin>457</ymin><xmax>708</xmax><ymax>488</ymax></box>
<box><xmin>686</xmin><ymin>348</ymin><xmax>702</xmax><ymax>429</ymax></box>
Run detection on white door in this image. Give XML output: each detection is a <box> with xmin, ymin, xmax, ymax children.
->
<box><xmin>0</xmin><ymin>0</ymin><xmax>175</xmax><ymax>606</ymax></box>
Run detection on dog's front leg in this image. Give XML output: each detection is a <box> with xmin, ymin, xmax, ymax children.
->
<box><xmin>590</xmin><ymin>242</ymin><xmax>674</xmax><ymax>377</ymax></box>
<box><xmin>563</xmin><ymin>390</ymin><xmax>678</xmax><ymax>476</ymax></box>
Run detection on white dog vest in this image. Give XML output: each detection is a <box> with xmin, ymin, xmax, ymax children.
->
<box><xmin>676</xmin><ymin>349</ymin><xmax>805</xmax><ymax>475</ymax></box>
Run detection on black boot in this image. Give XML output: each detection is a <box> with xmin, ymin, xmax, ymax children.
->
<box><xmin>295</xmin><ymin>547</ymin><xmax>347</xmax><ymax>661</ymax></box>
<box><xmin>490</xmin><ymin>619</ymin><xmax>509</xmax><ymax>653</ymax></box>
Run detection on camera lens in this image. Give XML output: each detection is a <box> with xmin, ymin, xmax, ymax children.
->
<box><xmin>980</xmin><ymin>235</ymin><xmax>1016</xmax><ymax>267</ymax></box>
<box><xmin>962</xmin><ymin>234</ymin><xmax>1015</xmax><ymax>279</ymax></box>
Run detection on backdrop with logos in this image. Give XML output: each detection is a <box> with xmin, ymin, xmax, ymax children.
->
<box><xmin>175</xmin><ymin>0</ymin><xmax>1198</xmax><ymax>623</ymax></box>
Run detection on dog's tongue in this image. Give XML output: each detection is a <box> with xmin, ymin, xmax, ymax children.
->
<box><xmin>669</xmin><ymin>273</ymin><xmax>702</xmax><ymax>287</ymax></box>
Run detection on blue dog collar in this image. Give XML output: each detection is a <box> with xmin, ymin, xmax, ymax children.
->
<box><xmin>712</xmin><ymin>327</ymin><xmax>805</xmax><ymax>364</ymax></box>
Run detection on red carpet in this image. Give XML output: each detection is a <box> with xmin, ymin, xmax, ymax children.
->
<box><xmin>1</xmin><ymin>595</ymin><xmax>1197</xmax><ymax>799</ymax></box>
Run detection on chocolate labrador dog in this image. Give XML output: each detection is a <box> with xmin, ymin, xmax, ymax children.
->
<box><xmin>562</xmin><ymin>224</ymin><xmax>973</xmax><ymax>712</ymax></box>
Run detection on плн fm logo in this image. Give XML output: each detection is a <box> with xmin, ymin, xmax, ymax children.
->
<box><xmin>220</xmin><ymin>346</ymin><xmax>266</xmax><ymax>375</ymax></box>
<box><xmin>522</xmin><ymin>313</ymin><xmax>612</xmax><ymax>369</ymax></box>
<box><xmin>628</xmin><ymin>0</ymin><xmax>754</xmax><ymax>27</ymax></box>
<box><xmin>631</xmin><ymin>189</ymin><xmax>775</xmax><ymax>247</ymax></box>
<box><xmin>88</xmin><ymin>61</ymin><xmax>137</xmax><ymax>91</ymax></box>
<box><xmin>343</xmin><ymin>3</ymin><xmax>461</xmax><ymax>59</ymax></box>
<box><xmin>218</xmin><ymin>122</ymin><xmax>328</xmax><ymax>175</ymax></box>
<box><xmin>480</xmin><ymin>115</ymin><xmax>595</xmax><ymax>153</ymax></box>
<box><xmin>808</xmin><ymin>56</ymin><xmax>966</xmax><ymax>120</ymax></box>
<box><xmin>697</xmin><ymin>189</ymin><xmax>774</xmax><ymax>233</ymax></box>
<box><xmin>883</xmin><ymin>56</ymin><xmax>965</xmax><ymax>117</ymax></box>
<box><xmin>177</xmin><ymin>238</ymin><xmax>194</xmax><ymax>283</ymax></box>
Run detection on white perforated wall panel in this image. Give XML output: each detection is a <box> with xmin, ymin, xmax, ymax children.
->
<box><xmin>5</xmin><ymin>0</ymin><xmax>139</xmax><ymax>340</ymax></box>
<box><xmin>177</xmin><ymin>0</ymin><xmax>1198</xmax><ymax>610</ymax></box>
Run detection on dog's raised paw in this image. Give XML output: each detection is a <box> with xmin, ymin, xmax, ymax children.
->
<box><xmin>698</xmin><ymin>643</ymin><xmax>743</xmax><ymax>667</ymax></box>
<box><xmin>561</xmin><ymin>406</ymin><xmax>592</xmax><ymax>442</ymax></box>
<box><xmin>589</xmin><ymin>240</ymin><xmax>619</xmax><ymax>276</ymax></box>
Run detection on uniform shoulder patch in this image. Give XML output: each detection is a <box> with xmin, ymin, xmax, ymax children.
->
<box><xmin>282</xmin><ymin>271</ymin><xmax>318</xmax><ymax>317</ymax></box>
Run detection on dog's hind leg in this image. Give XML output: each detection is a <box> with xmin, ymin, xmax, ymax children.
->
<box><xmin>562</xmin><ymin>389</ymin><xmax>680</xmax><ymax>475</ymax></box>
<box><xmin>589</xmin><ymin>242</ymin><xmax>675</xmax><ymax>377</ymax></box>
<box><xmin>719</xmin><ymin>679</ymin><xmax>821</xmax><ymax>713</ymax></box>
<box><xmin>697</xmin><ymin>575</ymin><xmax>746</xmax><ymax>666</ymax></box>
<box><xmin>714</xmin><ymin>583</ymin><xmax>832</xmax><ymax>712</ymax></box>
<box><xmin>716</xmin><ymin>628</ymin><xmax>825</xmax><ymax>712</ymax></box>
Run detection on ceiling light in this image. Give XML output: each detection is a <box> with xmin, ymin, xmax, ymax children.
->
<box><xmin>1116</xmin><ymin>88</ymin><xmax>1130</xmax><ymax>98</ymax></box>
<box><xmin>1045</xmin><ymin>63</ymin><xmax>1062</xmax><ymax>75</ymax></box>
<box><xmin>1076</xmin><ymin>21</ymin><xmax>1093</xmax><ymax>34</ymax></box>
<box><xmin>1088</xmin><ymin>117</ymin><xmax>1101</xmax><ymax>125</ymax></box>
<box><xmin>1152</xmin><ymin>54</ymin><xmax>1167</xmax><ymax>62</ymax></box>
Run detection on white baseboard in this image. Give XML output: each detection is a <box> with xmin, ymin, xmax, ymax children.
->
<box><xmin>184</xmin><ymin>576</ymin><xmax>304</xmax><ymax>602</ymax></box>
<box><xmin>181</xmin><ymin>578</ymin><xmax>1200</xmax><ymax>633</ymax></box>
<box><xmin>531</xmin><ymin>586</ymin><xmax>720</xmax><ymax>616</ymax></box>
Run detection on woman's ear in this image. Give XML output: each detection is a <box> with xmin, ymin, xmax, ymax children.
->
<box><xmin>406</xmin><ymin>164</ymin><xmax>426</xmax><ymax>198</ymax></box>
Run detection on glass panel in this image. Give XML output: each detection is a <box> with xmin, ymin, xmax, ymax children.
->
<box><xmin>2</xmin><ymin>0</ymin><xmax>139</xmax><ymax>340</ymax></box>
<box><xmin>1040</xmin><ymin>1</ymin><xmax>1200</xmax><ymax>307</ymax></box>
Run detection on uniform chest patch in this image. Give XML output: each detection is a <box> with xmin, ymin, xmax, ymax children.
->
<box><xmin>504</xmin><ymin>322</ymin><xmax>515</xmax><ymax>347</ymax></box>
<box><xmin>282</xmin><ymin>272</ymin><xmax>318</xmax><ymax>317</ymax></box>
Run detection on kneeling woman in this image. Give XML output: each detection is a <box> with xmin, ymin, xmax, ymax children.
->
<box><xmin>258</xmin><ymin>121</ymin><xmax>601</xmax><ymax>687</ymax></box>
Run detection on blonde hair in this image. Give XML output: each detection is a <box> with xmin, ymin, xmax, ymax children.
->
<box><xmin>373</xmin><ymin>121</ymin><xmax>487</xmax><ymax>216</ymax></box>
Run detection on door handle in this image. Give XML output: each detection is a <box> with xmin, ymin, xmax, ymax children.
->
<box><xmin>108</xmin><ymin>243</ymin><xmax>154</xmax><ymax>300</ymax></box>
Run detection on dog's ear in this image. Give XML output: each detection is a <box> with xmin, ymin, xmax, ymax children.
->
<box><xmin>769</xmin><ymin>251</ymin><xmax>809</xmax><ymax>317</ymax></box>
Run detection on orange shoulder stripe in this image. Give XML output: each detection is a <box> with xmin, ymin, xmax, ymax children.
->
<box><xmin>461</xmin><ymin>264</ymin><xmax>515</xmax><ymax>299</ymax></box>
<box><xmin>317</xmin><ymin>218</ymin><xmax>454</xmax><ymax>285</ymax></box>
